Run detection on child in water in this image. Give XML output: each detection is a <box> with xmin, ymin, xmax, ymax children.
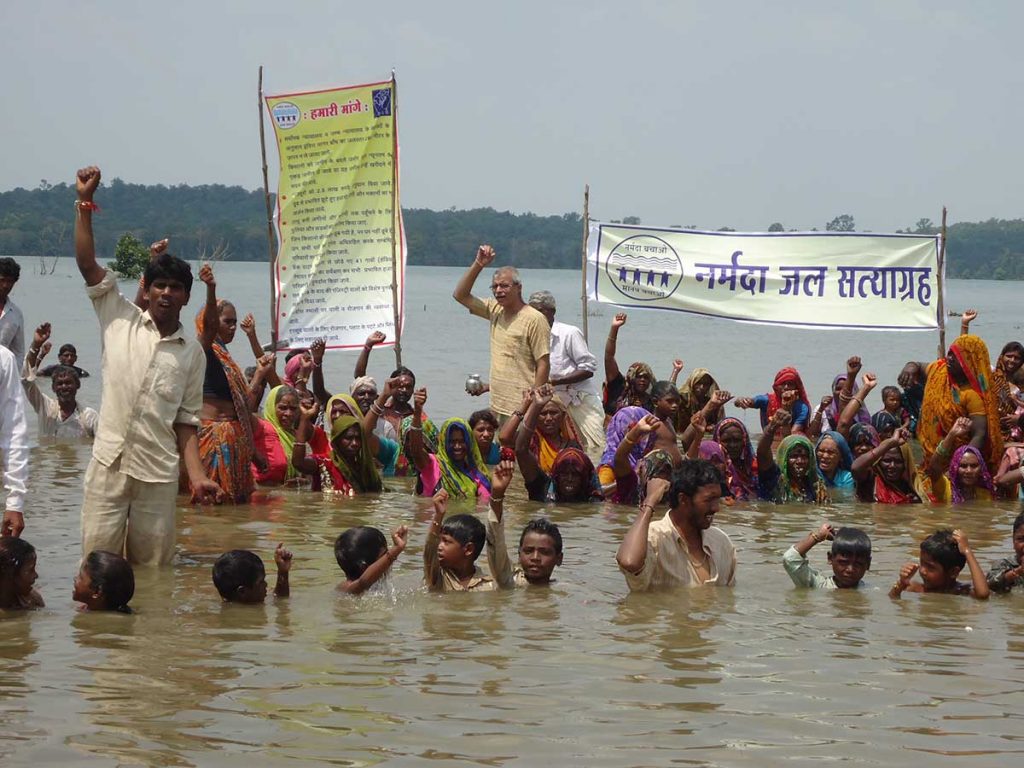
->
<box><xmin>213</xmin><ymin>543</ymin><xmax>293</xmax><ymax>603</ymax></box>
<box><xmin>986</xmin><ymin>510</ymin><xmax>1024</xmax><ymax>592</ymax></box>
<box><xmin>0</xmin><ymin>537</ymin><xmax>43</xmax><ymax>610</ymax></box>
<box><xmin>783</xmin><ymin>523</ymin><xmax>871</xmax><ymax>589</ymax></box>
<box><xmin>423</xmin><ymin>489</ymin><xmax>494</xmax><ymax>591</ymax></box>
<box><xmin>335</xmin><ymin>525</ymin><xmax>409</xmax><ymax>594</ymax></box>
<box><xmin>889</xmin><ymin>529</ymin><xmax>989</xmax><ymax>599</ymax></box>
<box><xmin>74</xmin><ymin>550</ymin><xmax>135</xmax><ymax>612</ymax></box>
<box><xmin>486</xmin><ymin>459</ymin><xmax>564</xmax><ymax>587</ymax></box>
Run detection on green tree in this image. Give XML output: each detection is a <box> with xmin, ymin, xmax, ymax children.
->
<box><xmin>913</xmin><ymin>218</ymin><xmax>937</xmax><ymax>234</ymax></box>
<box><xmin>109</xmin><ymin>233</ymin><xmax>149</xmax><ymax>279</ymax></box>
<box><xmin>768</xmin><ymin>222</ymin><xmax>785</xmax><ymax>232</ymax></box>
<box><xmin>826</xmin><ymin>214</ymin><xmax>855</xmax><ymax>232</ymax></box>
<box><xmin>621</xmin><ymin>215</ymin><xmax>641</xmax><ymax>225</ymax></box>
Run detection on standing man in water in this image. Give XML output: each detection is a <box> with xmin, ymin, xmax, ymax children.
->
<box><xmin>453</xmin><ymin>244</ymin><xmax>550</xmax><ymax>421</ymax></box>
<box><xmin>73</xmin><ymin>166</ymin><xmax>223</xmax><ymax>566</ymax></box>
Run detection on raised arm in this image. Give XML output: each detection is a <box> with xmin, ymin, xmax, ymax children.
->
<box><xmin>406</xmin><ymin>387</ymin><xmax>432</xmax><ymax>474</ymax></box>
<box><xmin>247</xmin><ymin>353</ymin><xmax>276</xmax><ymax>412</ymax></box>
<box><xmin>926</xmin><ymin>416</ymin><xmax>971</xmax><ymax>482</ymax></box>
<box><xmin>615</xmin><ymin>477</ymin><xmax>669</xmax><ymax>575</ymax></box>
<box><xmin>668</xmin><ymin>358</ymin><xmax>684</xmax><ymax>386</ymax></box>
<box><xmin>952</xmin><ymin>529</ymin><xmax>989</xmax><ymax>600</ymax></box>
<box><xmin>239</xmin><ymin>313</ymin><xmax>282</xmax><ymax>387</ymax></box>
<box><xmin>290</xmin><ymin>399</ymin><xmax>323</xmax><ymax>475</ymax></box>
<box><xmin>423</xmin><ymin>490</ymin><xmax>449</xmax><ymax>589</ymax></box>
<box><xmin>452</xmin><ymin>244</ymin><xmax>494</xmax><ymax>309</ymax></box>
<box><xmin>685</xmin><ymin>411</ymin><xmax>706</xmax><ymax>459</ymax></box>
<box><xmin>515</xmin><ymin>386</ymin><xmax>550</xmax><ymax>484</ymax></box>
<box><xmin>839</xmin><ymin>356</ymin><xmax>861</xmax><ymax>404</ymax></box>
<box><xmin>498</xmin><ymin>389</ymin><xmax>532</xmax><ymax>448</ymax></box>
<box><xmin>604</xmin><ymin>313</ymin><xmax>627</xmax><ymax>384</ymax></box>
<box><xmin>807</xmin><ymin>395</ymin><xmax>832</xmax><ymax>440</ymax></box>
<box><xmin>613</xmin><ymin>414</ymin><xmax>659</xmax><ymax>478</ymax></box>
<box><xmin>757</xmin><ymin>409</ymin><xmax>791</xmax><ymax>474</ymax></box>
<box><xmin>354</xmin><ymin>331</ymin><xmax>386</xmax><ymax>378</ymax></box>
<box><xmin>960</xmin><ymin>308</ymin><xmax>977</xmax><ymax>337</ymax></box>
<box><xmin>74</xmin><ymin>166</ymin><xmax>105</xmax><ymax>287</ymax></box>
<box><xmin>838</xmin><ymin>373</ymin><xmax>877</xmax><ymax>436</ymax></box>
<box><xmin>851</xmin><ymin>429</ymin><xmax>908</xmax><ymax>481</ymax></box>
<box><xmin>343</xmin><ymin>525</ymin><xmax>408</xmax><ymax>595</ymax></box>
<box><xmin>197</xmin><ymin>264</ymin><xmax>219</xmax><ymax>350</ymax></box>
<box><xmin>362</xmin><ymin>377</ymin><xmax>400</xmax><ymax>457</ymax></box>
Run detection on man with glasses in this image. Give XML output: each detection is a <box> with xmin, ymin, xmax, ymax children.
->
<box><xmin>453</xmin><ymin>245</ymin><xmax>550</xmax><ymax>421</ymax></box>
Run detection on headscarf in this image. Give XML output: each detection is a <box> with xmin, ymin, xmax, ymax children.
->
<box><xmin>608</xmin><ymin>362</ymin><xmax>655</xmax><ymax>413</ymax></box>
<box><xmin>283</xmin><ymin>354</ymin><xmax>308</xmax><ymax>388</ymax></box>
<box><xmin>529</xmin><ymin>395</ymin><xmax>583</xmax><ymax>473</ymax></box>
<box><xmin>712</xmin><ymin>417</ymin><xmax>758</xmax><ymax>500</ymax></box>
<box><xmin>263</xmin><ymin>385</ymin><xmax>299</xmax><ymax>481</ymax></box>
<box><xmin>870</xmin><ymin>440</ymin><xmax>920</xmax><ymax>505</ymax></box>
<box><xmin>825</xmin><ymin>374</ymin><xmax>870</xmax><ymax>430</ymax></box>
<box><xmin>919</xmin><ymin>335</ymin><xmax>1003</xmax><ymax>470</ymax></box>
<box><xmin>764</xmin><ymin>367</ymin><xmax>811</xmax><ymax>427</ymax></box>
<box><xmin>870</xmin><ymin>410</ymin><xmax>900</xmax><ymax>437</ymax></box>
<box><xmin>350</xmin><ymin>375</ymin><xmax>377</xmax><ymax>396</ymax></box>
<box><xmin>435</xmin><ymin>418</ymin><xmax>491</xmax><ymax>498</ymax></box>
<box><xmin>600</xmin><ymin>406</ymin><xmax>656</xmax><ymax>471</ymax></box>
<box><xmin>698</xmin><ymin>439</ymin><xmax>726</xmax><ymax>464</ymax></box>
<box><xmin>678</xmin><ymin>368</ymin><xmax>719</xmax><ymax>424</ymax></box>
<box><xmin>637</xmin><ymin>449</ymin><xmax>675</xmax><ymax>506</ymax></box>
<box><xmin>849</xmin><ymin>423</ymin><xmax>880</xmax><ymax>452</ymax></box>
<box><xmin>772</xmin><ymin>435</ymin><xmax>830</xmax><ymax>504</ymax></box>
<box><xmin>328</xmin><ymin>415</ymin><xmax>383</xmax><ymax>493</ymax></box>
<box><xmin>547</xmin><ymin>447</ymin><xmax>603</xmax><ymax>502</ymax></box>
<box><xmin>949</xmin><ymin>444</ymin><xmax>995</xmax><ymax>504</ymax></box>
<box><xmin>815</xmin><ymin>430</ymin><xmax>854</xmax><ymax>489</ymax></box>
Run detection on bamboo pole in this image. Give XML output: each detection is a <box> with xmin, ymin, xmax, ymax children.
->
<box><xmin>580</xmin><ymin>185</ymin><xmax>590</xmax><ymax>342</ymax></box>
<box><xmin>257</xmin><ymin>65</ymin><xmax>279</xmax><ymax>349</ymax></box>
<box><xmin>936</xmin><ymin>206</ymin><xmax>948</xmax><ymax>358</ymax></box>
<box><xmin>389</xmin><ymin>71</ymin><xmax>403</xmax><ymax>368</ymax></box>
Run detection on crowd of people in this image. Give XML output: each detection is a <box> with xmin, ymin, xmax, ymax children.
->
<box><xmin>2</xmin><ymin>165</ymin><xmax>1024</xmax><ymax>613</ymax></box>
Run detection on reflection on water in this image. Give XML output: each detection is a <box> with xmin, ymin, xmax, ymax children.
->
<box><xmin>3</xmin><ymin>264</ymin><xmax>1024</xmax><ymax>765</ymax></box>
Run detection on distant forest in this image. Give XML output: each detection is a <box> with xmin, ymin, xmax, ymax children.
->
<box><xmin>2</xmin><ymin>179</ymin><xmax>1023</xmax><ymax>278</ymax></box>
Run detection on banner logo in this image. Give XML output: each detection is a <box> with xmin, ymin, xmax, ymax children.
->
<box><xmin>606</xmin><ymin>235</ymin><xmax>683</xmax><ymax>302</ymax></box>
<box><xmin>271</xmin><ymin>102</ymin><xmax>301</xmax><ymax>130</ymax></box>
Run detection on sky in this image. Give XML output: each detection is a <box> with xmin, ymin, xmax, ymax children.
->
<box><xmin>3</xmin><ymin>1</ymin><xmax>1022</xmax><ymax>231</ymax></box>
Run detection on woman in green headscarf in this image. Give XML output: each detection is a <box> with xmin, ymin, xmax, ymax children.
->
<box><xmin>404</xmin><ymin>389</ymin><xmax>491</xmax><ymax>499</ymax></box>
<box><xmin>756</xmin><ymin>407</ymin><xmax>830</xmax><ymax>504</ymax></box>
<box><xmin>315</xmin><ymin>415</ymin><xmax>384</xmax><ymax>495</ymax></box>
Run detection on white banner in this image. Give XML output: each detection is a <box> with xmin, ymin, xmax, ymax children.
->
<box><xmin>586</xmin><ymin>224</ymin><xmax>942</xmax><ymax>331</ymax></box>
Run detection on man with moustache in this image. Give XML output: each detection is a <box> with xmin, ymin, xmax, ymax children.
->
<box><xmin>616</xmin><ymin>459</ymin><xmax>736</xmax><ymax>590</ymax></box>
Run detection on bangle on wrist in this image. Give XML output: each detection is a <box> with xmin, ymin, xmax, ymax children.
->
<box><xmin>75</xmin><ymin>199</ymin><xmax>100</xmax><ymax>212</ymax></box>
<box><xmin>490</xmin><ymin>495</ymin><xmax>504</xmax><ymax>503</ymax></box>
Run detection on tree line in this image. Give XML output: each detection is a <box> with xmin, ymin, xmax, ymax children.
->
<box><xmin>2</xmin><ymin>180</ymin><xmax>1022</xmax><ymax>278</ymax></box>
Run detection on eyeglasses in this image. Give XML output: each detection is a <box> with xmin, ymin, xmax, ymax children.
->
<box><xmin>491</xmin><ymin>282</ymin><xmax>517</xmax><ymax>292</ymax></box>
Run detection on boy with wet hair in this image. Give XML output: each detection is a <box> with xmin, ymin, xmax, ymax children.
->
<box><xmin>890</xmin><ymin>528</ymin><xmax>989</xmax><ymax>599</ymax></box>
<box><xmin>486</xmin><ymin>460</ymin><xmax>564</xmax><ymax>587</ymax></box>
<box><xmin>986</xmin><ymin>510</ymin><xmax>1024</xmax><ymax>592</ymax></box>
<box><xmin>423</xmin><ymin>489</ymin><xmax>494</xmax><ymax>591</ymax></box>
<box><xmin>212</xmin><ymin>543</ymin><xmax>292</xmax><ymax>603</ymax></box>
<box><xmin>783</xmin><ymin>523</ymin><xmax>871</xmax><ymax>589</ymax></box>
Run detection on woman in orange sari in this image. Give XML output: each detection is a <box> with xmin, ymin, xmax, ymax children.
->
<box><xmin>195</xmin><ymin>265</ymin><xmax>267</xmax><ymax>503</ymax></box>
<box><xmin>503</xmin><ymin>385</ymin><xmax>583</xmax><ymax>475</ymax></box>
<box><xmin>918</xmin><ymin>334</ymin><xmax>1003</xmax><ymax>474</ymax></box>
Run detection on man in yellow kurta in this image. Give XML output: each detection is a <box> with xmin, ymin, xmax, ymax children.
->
<box><xmin>453</xmin><ymin>245</ymin><xmax>550</xmax><ymax>420</ymax></box>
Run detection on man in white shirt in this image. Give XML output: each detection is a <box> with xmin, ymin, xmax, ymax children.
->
<box><xmin>616</xmin><ymin>460</ymin><xmax>736</xmax><ymax>591</ymax></box>
<box><xmin>22</xmin><ymin>322</ymin><xmax>99</xmax><ymax>440</ymax></box>
<box><xmin>0</xmin><ymin>257</ymin><xmax>25</xmax><ymax>364</ymax></box>
<box><xmin>0</xmin><ymin>344</ymin><xmax>29</xmax><ymax>537</ymax></box>
<box><xmin>527</xmin><ymin>291</ymin><xmax>606</xmax><ymax>461</ymax></box>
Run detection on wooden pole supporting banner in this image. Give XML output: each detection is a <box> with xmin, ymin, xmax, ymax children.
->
<box><xmin>936</xmin><ymin>206</ymin><xmax>948</xmax><ymax>358</ymax></box>
<box><xmin>580</xmin><ymin>184</ymin><xmax>590</xmax><ymax>343</ymax></box>
<box><xmin>389</xmin><ymin>71</ymin><xmax>403</xmax><ymax>368</ymax></box>
<box><xmin>257</xmin><ymin>65</ymin><xmax>280</xmax><ymax>349</ymax></box>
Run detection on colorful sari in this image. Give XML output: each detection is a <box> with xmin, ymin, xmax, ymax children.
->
<box><xmin>761</xmin><ymin>434</ymin><xmax>830</xmax><ymax>504</ymax></box>
<box><xmin>605</xmin><ymin>362</ymin><xmax>655</xmax><ymax>414</ymax></box>
<box><xmin>712</xmin><ymin>417</ymin><xmax>758</xmax><ymax>501</ymax></box>
<box><xmin>598</xmin><ymin>406</ymin><xmax>656</xmax><ymax>488</ymax></box>
<box><xmin>257</xmin><ymin>385</ymin><xmax>299</xmax><ymax>483</ymax></box>
<box><xmin>321</xmin><ymin>415</ymin><xmax>383</xmax><ymax>494</ymax></box>
<box><xmin>867</xmin><ymin>441</ymin><xmax>921</xmax><ymax>505</ymax></box>
<box><xmin>919</xmin><ymin>335</ymin><xmax>1003</xmax><ymax>471</ymax></box>
<box><xmin>195</xmin><ymin>305</ymin><xmax>255</xmax><ymax>503</ymax></box>
<box><xmin>637</xmin><ymin>448</ymin><xmax>675</xmax><ymax>506</ymax></box>
<box><xmin>430</xmin><ymin>418</ymin><xmax>492</xmax><ymax>499</ymax></box>
<box><xmin>529</xmin><ymin>395</ymin><xmax>584</xmax><ymax>473</ymax></box>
